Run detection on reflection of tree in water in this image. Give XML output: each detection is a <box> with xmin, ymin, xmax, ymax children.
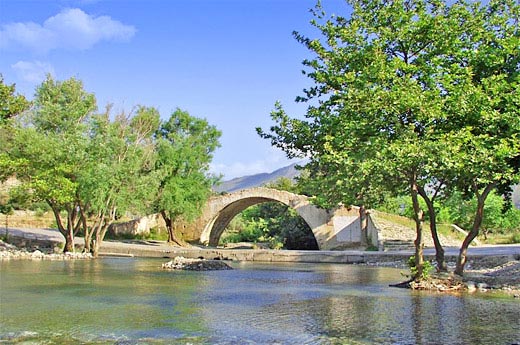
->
<box><xmin>255</xmin><ymin>268</ymin><xmax>399</xmax><ymax>343</ymax></box>
<box><xmin>410</xmin><ymin>292</ymin><xmax>520</xmax><ymax>344</ymax></box>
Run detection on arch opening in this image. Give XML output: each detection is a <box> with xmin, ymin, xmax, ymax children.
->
<box><xmin>207</xmin><ymin>198</ymin><xmax>319</xmax><ymax>250</ymax></box>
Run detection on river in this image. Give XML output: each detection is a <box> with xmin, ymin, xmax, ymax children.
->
<box><xmin>1</xmin><ymin>258</ymin><xmax>519</xmax><ymax>344</ymax></box>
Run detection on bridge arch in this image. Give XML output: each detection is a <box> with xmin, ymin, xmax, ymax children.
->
<box><xmin>199</xmin><ymin>188</ymin><xmax>331</xmax><ymax>249</ymax></box>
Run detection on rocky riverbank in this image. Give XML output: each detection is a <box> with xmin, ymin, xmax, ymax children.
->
<box><xmin>0</xmin><ymin>240</ymin><xmax>92</xmax><ymax>260</ymax></box>
<box><xmin>387</xmin><ymin>256</ymin><xmax>520</xmax><ymax>296</ymax></box>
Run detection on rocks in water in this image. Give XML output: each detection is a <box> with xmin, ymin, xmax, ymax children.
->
<box><xmin>162</xmin><ymin>256</ymin><xmax>232</xmax><ymax>271</ymax></box>
<box><xmin>476</xmin><ymin>282</ymin><xmax>489</xmax><ymax>291</ymax></box>
<box><xmin>466</xmin><ymin>281</ymin><xmax>477</xmax><ymax>292</ymax></box>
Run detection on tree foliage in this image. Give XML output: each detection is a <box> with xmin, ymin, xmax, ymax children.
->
<box><xmin>77</xmin><ymin>106</ymin><xmax>159</xmax><ymax>255</ymax></box>
<box><xmin>0</xmin><ymin>77</ymin><xmax>31</xmax><ymax>182</ymax></box>
<box><xmin>153</xmin><ymin>108</ymin><xmax>221</xmax><ymax>245</ymax></box>
<box><xmin>0</xmin><ymin>75</ymin><xmax>30</xmax><ymax>124</ymax></box>
<box><xmin>9</xmin><ymin>76</ymin><xmax>96</xmax><ymax>252</ymax></box>
<box><xmin>4</xmin><ymin>77</ymin><xmax>221</xmax><ymax>255</ymax></box>
<box><xmin>258</xmin><ymin>0</ymin><xmax>520</xmax><ymax>277</ymax></box>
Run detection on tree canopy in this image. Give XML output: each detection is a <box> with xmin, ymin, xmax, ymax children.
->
<box><xmin>154</xmin><ymin>108</ymin><xmax>221</xmax><ymax>245</ymax></box>
<box><xmin>0</xmin><ymin>76</ymin><xmax>30</xmax><ymax>124</ymax></box>
<box><xmin>3</xmin><ymin>77</ymin><xmax>221</xmax><ymax>255</ymax></box>
<box><xmin>258</xmin><ymin>0</ymin><xmax>520</xmax><ymax>277</ymax></box>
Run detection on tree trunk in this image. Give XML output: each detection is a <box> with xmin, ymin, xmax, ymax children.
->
<box><xmin>79</xmin><ymin>207</ymin><xmax>92</xmax><ymax>254</ymax></box>
<box><xmin>49</xmin><ymin>202</ymin><xmax>75</xmax><ymax>253</ymax></box>
<box><xmin>359</xmin><ymin>205</ymin><xmax>368</xmax><ymax>246</ymax></box>
<box><xmin>91</xmin><ymin>219</ymin><xmax>110</xmax><ymax>258</ymax></box>
<box><xmin>161</xmin><ymin>210</ymin><xmax>184</xmax><ymax>246</ymax></box>
<box><xmin>455</xmin><ymin>183</ymin><xmax>495</xmax><ymax>276</ymax></box>
<box><xmin>418</xmin><ymin>187</ymin><xmax>446</xmax><ymax>272</ymax></box>
<box><xmin>4</xmin><ymin>214</ymin><xmax>9</xmax><ymax>240</ymax></box>
<box><xmin>64</xmin><ymin>227</ymin><xmax>75</xmax><ymax>253</ymax></box>
<box><xmin>411</xmin><ymin>177</ymin><xmax>424</xmax><ymax>280</ymax></box>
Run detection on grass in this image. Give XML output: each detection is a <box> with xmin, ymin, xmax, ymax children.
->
<box><xmin>2</xmin><ymin>211</ymin><xmax>56</xmax><ymax>229</ymax></box>
<box><xmin>479</xmin><ymin>232</ymin><xmax>520</xmax><ymax>245</ymax></box>
<box><xmin>372</xmin><ymin>211</ymin><xmax>520</xmax><ymax>244</ymax></box>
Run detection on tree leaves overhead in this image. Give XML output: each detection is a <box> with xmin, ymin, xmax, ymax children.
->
<box><xmin>259</xmin><ymin>0</ymin><xmax>519</xmax><ymax>275</ymax></box>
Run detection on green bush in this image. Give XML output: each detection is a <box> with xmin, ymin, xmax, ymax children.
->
<box><xmin>378</xmin><ymin>191</ymin><xmax>520</xmax><ymax>238</ymax></box>
<box><xmin>439</xmin><ymin>191</ymin><xmax>520</xmax><ymax>234</ymax></box>
<box><xmin>509</xmin><ymin>232</ymin><xmax>520</xmax><ymax>244</ymax></box>
<box><xmin>408</xmin><ymin>255</ymin><xmax>434</xmax><ymax>280</ymax></box>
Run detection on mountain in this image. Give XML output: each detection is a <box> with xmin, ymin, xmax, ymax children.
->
<box><xmin>213</xmin><ymin>163</ymin><xmax>301</xmax><ymax>193</ymax></box>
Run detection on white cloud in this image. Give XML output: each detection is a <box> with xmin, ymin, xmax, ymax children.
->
<box><xmin>11</xmin><ymin>60</ymin><xmax>55</xmax><ymax>83</ymax></box>
<box><xmin>0</xmin><ymin>8</ymin><xmax>136</xmax><ymax>53</ymax></box>
<box><xmin>210</xmin><ymin>148</ymin><xmax>297</xmax><ymax>180</ymax></box>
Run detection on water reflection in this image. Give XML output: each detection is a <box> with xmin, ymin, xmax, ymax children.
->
<box><xmin>1</xmin><ymin>259</ymin><xmax>519</xmax><ymax>344</ymax></box>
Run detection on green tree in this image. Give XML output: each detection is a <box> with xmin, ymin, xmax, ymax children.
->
<box><xmin>9</xmin><ymin>76</ymin><xmax>96</xmax><ymax>252</ymax></box>
<box><xmin>443</xmin><ymin>0</ymin><xmax>520</xmax><ymax>275</ymax></box>
<box><xmin>259</xmin><ymin>0</ymin><xmax>468</xmax><ymax>277</ymax></box>
<box><xmin>0</xmin><ymin>75</ymin><xmax>30</xmax><ymax>124</ymax></box>
<box><xmin>440</xmin><ymin>191</ymin><xmax>520</xmax><ymax>238</ymax></box>
<box><xmin>154</xmin><ymin>108</ymin><xmax>221</xmax><ymax>245</ymax></box>
<box><xmin>78</xmin><ymin>106</ymin><xmax>159</xmax><ymax>256</ymax></box>
<box><xmin>0</xmin><ymin>203</ymin><xmax>14</xmax><ymax>240</ymax></box>
<box><xmin>259</xmin><ymin>0</ymin><xmax>519</xmax><ymax>277</ymax></box>
<box><xmin>0</xmin><ymin>76</ymin><xmax>30</xmax><ymax>182</ymax></box>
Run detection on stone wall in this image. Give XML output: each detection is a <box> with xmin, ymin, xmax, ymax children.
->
<box><xmin>108</xmin><ymin>214</ymin><xmax>166</xmax><ymax>237</ymax></box>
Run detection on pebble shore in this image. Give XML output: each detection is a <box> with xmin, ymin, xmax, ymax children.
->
<box><xmin>0</xmin><ymin>240</ymin><xmax>92</xmax><ymax>260</ymax></box>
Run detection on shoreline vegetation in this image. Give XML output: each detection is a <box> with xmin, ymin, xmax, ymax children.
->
<box><xmin>2</xmin><ymin>239</ymin><xmax>518</xmax><ymax>297</ymax></box>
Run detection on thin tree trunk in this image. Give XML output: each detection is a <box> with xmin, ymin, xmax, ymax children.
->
<box><xmin>161</xmin><ymin>210</ymin><xmax>184</xmax><ymax>246</ymax></box>
<box><xmin>418</xmin><ymin>186</ymin><xmax>446</xmax><ymax>272</ymax></box>
<box><xmin>359</xmin><ymin>205</ymin><xmax>368</xmax><ymax>246</ymax></box>
<box><xmin>5</xmin><ymin>214</ymin><xmax>9</xmax><ymax>240</ymax></box>
<box><xmin>92</xmin><ymin>223</ymin><xmax>108</xmax><ymax>258</ymax></box>
<box><xmin>411</xmin><ymin>176</ymin><xmax>424</xmax><ymax>280</ymax></box>
<box><xmin>79</xmin><ymin>206</ymin><xmax>91</xmax><ymax>253</ymax></box>
<box><xmin>455</xmin><ymin>183</ymin><xmax>495</xmax><ymax>276</ymax></box>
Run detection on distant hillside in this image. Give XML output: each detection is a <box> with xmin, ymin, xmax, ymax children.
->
<box><xmin>213</xmin><ymin>163</ymin><xmax>301</xmax><ymax>193</ymax></box>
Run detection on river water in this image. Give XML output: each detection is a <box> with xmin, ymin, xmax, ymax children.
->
<box><xmin>1</xmin><ymin>258</ymin><xmax>519</xmax><ymax>344</ymax></box>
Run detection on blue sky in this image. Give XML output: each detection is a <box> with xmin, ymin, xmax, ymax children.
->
<box><xmin>0</xmin><ymin>0</ymin><xmax>346</xmax><ymax>179</ymax></box>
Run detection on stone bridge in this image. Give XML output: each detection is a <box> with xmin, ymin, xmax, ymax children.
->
<box><xmin>176</xmin><ymin>187</ymin><xmax>380</xmax><ymax>250</ymax></box>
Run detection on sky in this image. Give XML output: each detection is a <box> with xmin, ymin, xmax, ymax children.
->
<box><xmin>0</xmin><ymin>0</ymin><xmax>347</xmax><ymax>180</ymax></box>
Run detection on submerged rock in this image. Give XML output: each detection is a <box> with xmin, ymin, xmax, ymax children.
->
<box><xmin>162</xmin><ymin>256</ymin><xmax>232</xmax><ymax>271</ymax></box>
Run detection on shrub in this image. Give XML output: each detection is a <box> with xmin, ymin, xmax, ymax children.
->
<box><xmin>408</xmin><ymin>255</ymin><xmax>434</xmax><ymax>280</ymax></box>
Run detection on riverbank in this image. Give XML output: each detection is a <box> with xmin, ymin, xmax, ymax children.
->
<box><xmin>408</xmin><ymin>262</ymin><xmax>520</xmax><ymax>295</ymax></box>
<box><xmin>369</xmin><ymin>254</ymin><xmax>520</xmax><ymax>294</ymax></box>
<box><xmin>0</xmin><ymin>240</ymin><xmax>92</xmax><ymax>260</ymax></box>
